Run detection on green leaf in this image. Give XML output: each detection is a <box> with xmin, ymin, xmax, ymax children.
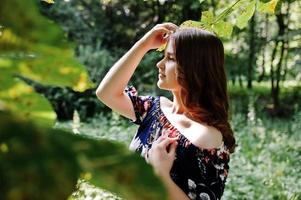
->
<box><xmin>213</xmin><ymin>21</ymin><xmax>233</xmax><ymax>38</ymax></box>
<box><xmin>258</xmin><ymin>0</ymin><xmax>279</xmax><ymax>14</ymax></box>
<box><xmin>156</xmin><ymin>43</ymin><xmax>167</xmax><ymax>52</ymax></box>
<box><xmin>180</xmin><ymin>20</ymin><xmax>204</xmax><ymax>29</ymax></box>
<box><xmin>0</xmin><ymin>112</ymin><xmax>167</xmax><ymax>200</ymax></box>
<box><xmin>201</xmin><ymin>11</ymin><xmax>215</xmax><ymax>24</ymax></box>
<box><xmin>235</xmin><ymin>0</ymin><xmax>256</xmax><ymax>29</ymax></box>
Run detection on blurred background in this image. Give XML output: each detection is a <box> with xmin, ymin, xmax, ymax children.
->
<box><xmin>0</xmin><ymin>0</ymin><xmax>300</xmax><ymax>199</ymax></box>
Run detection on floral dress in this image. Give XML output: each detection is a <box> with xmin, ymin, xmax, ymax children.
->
<box><xmin>125</xmin><ymin>86</ymin><xmax>230</xmax><ymax>200</ymax></box>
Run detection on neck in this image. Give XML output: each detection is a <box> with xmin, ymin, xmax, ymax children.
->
<box><xmin>171</xmin><ymin>91</ymin><xmax>187</xmax><ymax>115</ymax></box>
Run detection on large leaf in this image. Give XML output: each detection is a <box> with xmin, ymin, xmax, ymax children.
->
<box><xmin>235</xmin><ymin>0</ymin><xmax>256</xmax><ymax>29</ymax></box>
<box><xmin>0</xmin><ymin>0</ymin><xmax>92</xmax><ymax>125</ymax></box>
<box><xmin>213</xmin><ymin>21</ymin><xmax>234</xmax><ymax>39</ymax></box>
<box><xmin>0</xmin><ymin>112</ymin><xmax>167</xmax><ymax>200</ymax></box>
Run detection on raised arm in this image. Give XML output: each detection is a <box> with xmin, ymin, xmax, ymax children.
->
<box><xmin>96</xmin><ymin>23</ymin><xmax>177</xmax><ymax>121</ymax></box>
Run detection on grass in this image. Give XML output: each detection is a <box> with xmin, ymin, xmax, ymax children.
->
<box><xmin>223</xmin><ymin>111</ymin><xmax>301</xmax><ymax>200</ymax></box>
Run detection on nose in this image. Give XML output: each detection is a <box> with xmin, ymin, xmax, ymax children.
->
<box><xmin>156</xmin><ymin>58</ymin><xmax>165</xmax><ymax>69</ymax></box>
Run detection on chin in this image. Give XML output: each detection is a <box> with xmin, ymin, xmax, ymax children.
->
<box><xmin>157</xmin><ymin>81</ymin><xmax>163</xmax><ymax>89</ymax></box>
<box><xmin>157</xmin><ymin>81</ymin><xmax>170</xmax><ymax>91</ymax></box>
<box><xmin>157</xmin><ymin>81</ymin><xmax>165</xmax><ymax>90</ymax></box>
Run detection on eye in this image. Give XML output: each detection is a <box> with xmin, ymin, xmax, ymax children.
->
<box><xmin>168</xmin><ymin>56</ymin><xmax>175</xmax><ymax>61</ymax></box>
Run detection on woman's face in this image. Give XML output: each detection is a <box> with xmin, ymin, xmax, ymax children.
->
<box><xmin>156</xmin><ymin>39</ymin><xmax>181</xmax><ymax>91</ymax></box>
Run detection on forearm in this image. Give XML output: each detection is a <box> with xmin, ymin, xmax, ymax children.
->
<box><xmin>160</xmin><ymin>175</ymin><xmax>190</xmax><ymax>200</ymax></box>
<box><xmin>96</xmin><ymin>39</ymin><xmax>149</xmax><ymax>98</ymax></box>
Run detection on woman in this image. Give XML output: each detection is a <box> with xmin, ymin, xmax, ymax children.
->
<box><xmin>96</xmin><ymin>23</ymin><xmax>236</xmax><ymax>200</ymax></box>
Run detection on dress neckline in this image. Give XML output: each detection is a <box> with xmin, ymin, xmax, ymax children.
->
<box><xmin>157</xmin><ymin>96</ymin><xmax>225</xmax><ymax>151</ymax></box>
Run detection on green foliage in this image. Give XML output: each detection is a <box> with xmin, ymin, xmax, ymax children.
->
<box><xmin>39</xmin><ymin>0</ymin><xmax>205</xmax><ymax>84</ymax></box>
<box><xmin>0</xmin><ymin>0</ymin><xmax>93</xmax><ymax>125</ymax></box>
<box><xmin>0</xmin><ymin>112</ymin><xmax>167</xmax><ymax>200</ymax></box>
<box><xmin>0</xmin><ymin>112</ymin><xmax>80</xmax><ymax>199</ymax></box>
<box><xmin>0</xmin><ymin>0</ymin><xmax>67</xmax><ymax>48</ymax></box>
<box><xmin>184</xmin><ymin>0</ymin><xmax>280</xmax><ymax>38</ymax></box>
<box><xmin>76</xmin><ymin>43</ymin><xmax>115</xmax><ymax>84</ymax></box>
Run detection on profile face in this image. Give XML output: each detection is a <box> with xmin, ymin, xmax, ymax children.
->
<box><xmin>156</xmin><ymin>39</ymin><xmax>181</xmax><ymax>92</ymax></box>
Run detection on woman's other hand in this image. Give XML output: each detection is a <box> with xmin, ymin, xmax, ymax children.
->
<box><xmin>147</xmin><ymin>134</ymin><xmax>178</xmax><ymax>178</ymax></box>
<box><xmin>139</xmin><ymin>23</ymin><xmax>178</xmax><ymax>51</ymax></box>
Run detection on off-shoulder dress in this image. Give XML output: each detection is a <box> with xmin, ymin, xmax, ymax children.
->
<box><xmin>125</xmin><ymin>86</ymin><xmax>230</xmax><ymax>200</ymax></box>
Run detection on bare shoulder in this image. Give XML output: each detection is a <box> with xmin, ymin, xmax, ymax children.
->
<box><xmin>191</xmin><ymin>122</ymin><xmax>223</xmax><ymax>149</ymax></box>
<box><xmin>160</xmin><ymin>96</ymin><xmax>172</xmax><ymax>108</ymax></box>
<box><xmin>159</xmin><ymin>96</ymin><xmax>223</xmax><ymax>149</ymax></box>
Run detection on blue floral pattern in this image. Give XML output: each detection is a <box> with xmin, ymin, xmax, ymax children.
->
<box><xmin>125</xmin><ymin>86</ymin><xmax>230</xmax><ymax>200</ymax></box>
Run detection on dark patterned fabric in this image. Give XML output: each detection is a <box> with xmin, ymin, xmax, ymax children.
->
<box><xmin>125</xmin><ymin>86</ymin><xmax>230</xmax><ymax>200</ymax></box>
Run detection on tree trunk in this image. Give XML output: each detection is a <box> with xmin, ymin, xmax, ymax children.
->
<box><xmin>247</xmin><ymin>14</ymin><xmax>256</xmax><ymax>89</ymax></box>
<box><xmin>270</xmin><ymin>40</ymin><xmax>279</xmax><ymax>108</ymax></box>
<box><xmin>270</xmin><ymin>8</ymin><xmax>289</xmax><ymax>112</ymax></box>
<box><xmin>258</xmin><ymin>14</ymin><xmax>268</xmax><ymax>83</ymax></box>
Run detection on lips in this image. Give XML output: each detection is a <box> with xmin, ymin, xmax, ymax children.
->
<box><xmin>159</xmin><ymin>73</ymin><xmax>166</xmax><ymax>78</ymax></box>
<box><xmin>159</xmin><ymin>71</ymin><xmax>166</xmax><ymax>77</ymax></box>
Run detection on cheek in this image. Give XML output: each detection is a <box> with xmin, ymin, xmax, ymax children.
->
<box><xmin>167</xmin><ymin>64</ymin><xmax>178</xmax><ymax>80</ymax></box>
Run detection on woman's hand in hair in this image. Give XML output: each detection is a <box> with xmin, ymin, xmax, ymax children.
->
<box><xmin>147</xmin><ymin>134</ymin><xmax>178</xmax><ymax>178</ymax></box>
<box><xmin>139</xmin><ymin>23</ymin><xmax>178</xmax><ymax>51</ymax></box>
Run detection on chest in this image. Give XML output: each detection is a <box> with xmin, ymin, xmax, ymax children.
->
<box><xmin>159</xmin><ymin>106</ymin><xmax>205</xmax><ymax>144</ymax></box>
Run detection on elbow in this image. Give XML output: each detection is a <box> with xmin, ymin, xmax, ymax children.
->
<box><xmin>95</xmin><ymin>86</ymin><xmax>115</xmax><ymax>103</ymax></box>
<box><xmin>96</xmin><ymin>85</ymin><xmax>124</xmax><ymax>103</ymax></box>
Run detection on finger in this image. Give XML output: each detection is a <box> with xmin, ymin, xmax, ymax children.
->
<box><xmin>155</xmin><ymin>26</ymin><xmax>172</xmax><ymax>35</ymax></box>
<box><xmin>160</xmin><ymin>22</ymin><xmax>178</xmax><ymax>32</ymax></box>
<box><xmin>168</xmin><ymin>141</ymin><xmax>177</xmax><ymax>156</ymax></box>
<box><xmin>154</xmin><ymin>134</ymin><xmax>167</xmax><ymax>144</ymax></box>
<box><xmin>154</xmin><ymin>27</ymin><xmax>172</xmax><ymax>43</ymax></box>
<box><xmin>161</xmin><ymin>131</ymin><xmax>169</xmax><ymax>137</ymax></box>
<box><xmin>159</xmin><ymin>136</ymin><xmax>179</xmax><ymax>148</ymax></box>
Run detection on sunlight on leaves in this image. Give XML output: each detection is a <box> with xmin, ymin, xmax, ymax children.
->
<box><xmin>6</xmin><ymin>83</ymin><xmax>33</xmax><ymax>99</ymax></box>
<box><xmin>0</xmin><ymin>143</ymin><xmax>9</xmax><ymax>154</ymax></box>
<box><xmin>59</xmin><ymin>67</ymin><xmax>74</xmax><ymax>75</ymax></box>
<box><xmin>0</xmin><ymin>29</ymin><xmax>26</xmax><ymax>51</ymax></box>
<box><xmin>258</xmin><ymin>0</ymin><xmax>279</xmax><ymax>14</ymax></box>
<box><xmin>0</xmin><ymin>58</ymin><xmax>13</xmax><ymax>68</ymax></box>
<box><xmin>74</xmin><ymin>72</ymin><xmax>92</xmax><ymax>91</ymax></box>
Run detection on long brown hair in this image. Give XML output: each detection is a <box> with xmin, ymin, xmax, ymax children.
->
<box><xmin>171</xmin><ymin>28</ymin><xmax>236</xmax><ymax>153</ymax></box>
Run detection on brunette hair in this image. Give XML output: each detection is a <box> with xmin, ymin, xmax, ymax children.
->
<box><xmin>171</xmin><ymin>28</ymin><xmax>236</xmax><ymax>153</ymax></box>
